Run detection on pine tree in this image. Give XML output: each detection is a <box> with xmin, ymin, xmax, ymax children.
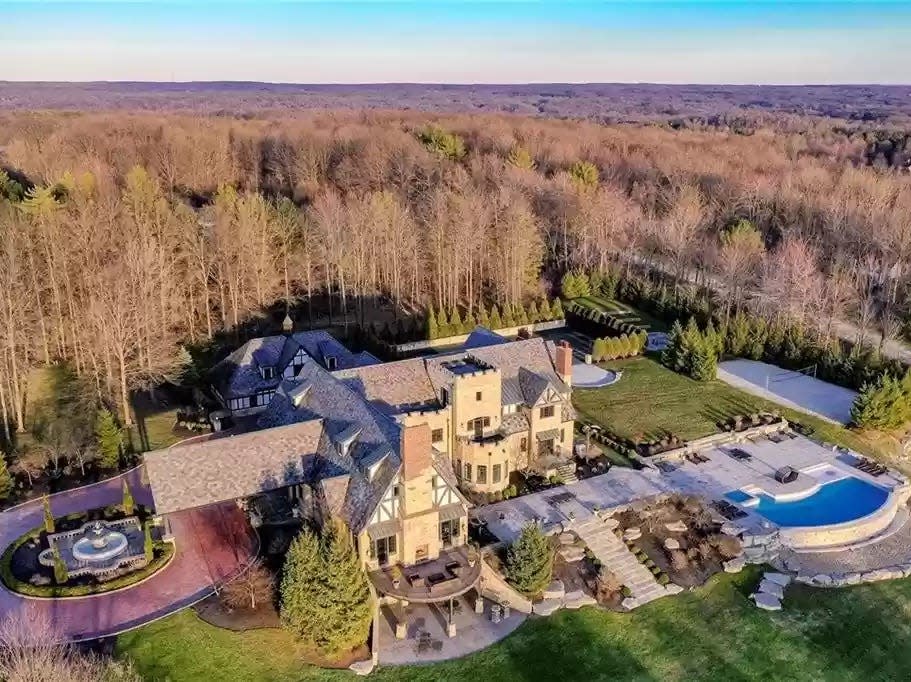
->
<box><xmin>463</xmin><ymin>310</ymin><xmax>477</xmax><ymax>331</ymax></box>
<box><xmin>95</xmin><ymin>408</ymin><xmax>123</xmax><ymax>470</ymax></box>
<box><xmin>662</xmin><ymin>320</ymin><xmax>685</xmax><ymax>372</ymax></box>
<box><xmin>506</xmin><ymin>523</ymin><xmax>553</xmax><ymax>596</ymax></box>
<box><xmin>317</xmin><ymin>519</ymin><xmax>373</xmax><ymax>655</ymax></box>
<box><xmin>449</xmin><ymin>306</ymin><xmax>463</xmax><ymax>335</ymax></box>
<box><xmin>538</xmin><ymin>298</ymin><xmax>552</xmax><ymax>321</ymax></box>
<box><xmin>122</xmin><ymin>479</ymin><xmax>135</xmax><ymax>516</ymax></box>
<box><xmin>0</xmin><ymin>455</ymin><xmax>12</xmax><ymax>501</ymax></box>
<box><xmin>516</xmin><ymin>303</ymin><xmax>530</xmax><ymax>327</ymax></box>
<box><xmin>280</xmin><ymin>528</ymin><xmax>323</xmax><ymax>644</ymax></box>
<box><xmin>550</xmin><ymin>298</ymin><xmax>564</xmax><ymax>319</ymax></box>
<box><xmin>477</xmin><ymin>303</ymin><xmax>490</xmax><ymax>328</ymax></box>
<box><xmin>43</xmin><ymin>496</ymin><xmax>55</xmax><ymax>533</ymax></box>
<box><xmin>851</xmin><ymin>375</ymin><xmax>908</xmax><ymax>430</ymax></box>
<box><xmin>144</xmin><ymin>521</ymin><xmax>154</xmax><ymax>562</ymax></box>
<box><xmin>726</xmin><ymin>312</ymin><xmax>751</xmax><ymax>357</ymax></box>
<box><xmin>52</xmin><ymin>545</ymin><xmax>68</xmax><ymax>585</ymax></box>
<box><xmin>690</xmin><ymin>334</ymin><xmax>718</xmax><ymax>382</ymax></box>
<box><xmin>426</xmin><ymin>307</ymin><xmax>439</xmax><ymax>340</ymax></box>
<box><xmin>437</xmin><ymin>307</ymin><xmax>451</xmax><ymax>338</ymax></box>
<box><xmin>489</xmin><ymin>305</ymin><xmax>503</xmax><ymax>329</ymax></box>
<box><xmin>592</xmin><ymin>338</ymin><xmax>606</xmax><ymax>362</ymax></box>
<box><xmin>502</xmin><ymin>305</ymin><xmax>517</xmax><ymax>328</ymax></box>
<box><xmin>527</xmin><ymin>300</ymin><xmax>540</xmax><ymax>323</ymax></box>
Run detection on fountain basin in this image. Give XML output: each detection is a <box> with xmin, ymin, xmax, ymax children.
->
<box><xmin>72</xmin><ymin>523</ymin><xmax>129</xmax><ymax>563</ymax></box>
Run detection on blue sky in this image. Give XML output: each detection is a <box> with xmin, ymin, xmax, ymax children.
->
<box><xmin>1</xmin><ymin>1</ymin><xmax>908</xmax><ymax>84</ymax></box>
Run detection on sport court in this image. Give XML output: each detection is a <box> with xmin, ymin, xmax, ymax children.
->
<box><xmin>716</xmin><ymin>359</ymin><xmax>857</xmax><ymax>425</ymax></box>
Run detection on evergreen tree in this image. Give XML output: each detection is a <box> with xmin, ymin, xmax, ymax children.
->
<box><xmin>569</xmin><ymin>160</ymin><xmax>599</xmax><ymax>190</ymax></box>
<box><xmin>550</xmin><ymin>298</ymin><xmax>564</xmax><ymax>319</ymax></box>
<box><xmin>506</xmin><ymin>523</ymin><xmax>553</xmax><ymax>596</ymax></box>
<box><xmin>449</xmin><ymin>306</ymin><xmax>463</xmax><ymax>335</ymax></box>
<box><xmin>0</xmin><ymin>455</ymin><xmax>12</xmax><ymax>501</ymax></box>
<box><xmin>477</xmin><ymin>303</ymin><xmax>490</xmax><ymax>328</ymax></box>
<box><xmin>689</xmin><ymin>334</ymin><xmax>718</xmax><ymax>382</ymax></box>
<box><xmin>122</xmin><ymin>479</ymin><xmax>135</xmax><ymax>516</ymax></box>
<box><xmin>437</xmin><ymin>307</ymin><xmax>451</xmax><ymax>338</ymax></box>
<box><xmin>502</xmin><ymin>305</ymin><xmax>517</xmax><ymax>328</ymax></box>
<box><xmin>280</xmin><ymin>528</ymin><xmax>323</xmax><ymax>644</ymax></box>
<box><xmin>317</xmin><ymin>520</ymin><xmax>373</xmax><ymax>655</ymax></box>
<box><xmin>726</xmin><ymin>312</ymin><xmax>752</xmax><ymax>357</ymax></box>
<box><xmin>592</xmin><ymin>338</ymin><xmax>606</xmax><ymax>362</ymax></box>
<box><xmin>705</xmin><ymin>320</ymin><xmax>724</xmax><ymax>358</ymax></box>
<box><xmin>52</xmin><ymin>545</ymin><xmax>68</xmax><ymax>585</ymax></box>
<box><xmin>560</xmin><ymin>271</ymin><xmax>591</xmax><ymax>300</ymax></box>
<box><xmin>426</xmin><ymin>307</ymin><xmax>439</xmax><ymax>340</ymax></box>
<box><xmin>662</xmin><ymin>320</ymin><xmax>686</xmax><ymax>372</ymax></box>
<box><xmin>144</xmin><ymin>521</ymin><xmax>154</xmax><ymax>562</ymax></box>
<box><xmin>637</xmin><ymin>330</ymin><xmax>649</xmax><ymax>355</ymax></box>
<box><xmin>43</xmin><ymin>496</ymin><xmax>55</xmax><ymax>533</ymax></box>
<box><xmin>516</xmin><ymin>303</ymin><xmax>530</xmax><ymax>327</ymax></box>
<box><xmin>538</xmin><ymin>298</ymin><xmax>552</xmax><ymax>321</ymax></box>
<box><xmin>95</xmin><ymin>408</ymin><xmax>123</xmax><ymax>470</ymax></box>
<box><xmin>527</xmin><ymin>300</ymin><xmax>540</xmax><ymax>323</ymax></box>
<box><xmin>851</xmin><ymin>374</ymin><xmax>910</xmax><ymax>430</ymax></box>
<box><xmin>489</xmin><ymin>305</ymin><xmax>503</xmax><ymax>329</ymax></box>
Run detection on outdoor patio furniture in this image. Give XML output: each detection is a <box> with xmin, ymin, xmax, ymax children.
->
<box><xmin>774</xmin><ymin>466</ymin><xmax>798</xmax><ymax>484</ymax></box>
<box><xmin>416</xmin><ymin>631</ymin><xmax>432</xmax><ymax>654</ymax></box>
<box><xmin>408</xmin><ymin>573</ymin><xmax>425</xmax><ymax>587</ymax></box>
<box><xmin>445</xmin><ymin>560</ymin><xmax>461</xmax><ymax>576</ymax></box>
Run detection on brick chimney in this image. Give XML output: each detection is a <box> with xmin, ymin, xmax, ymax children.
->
<box><xmin>555</xmin><ymin>341</ymin><xmax>573</xmax><ymax>387</ymax></box>
<box><xmin>401</xmin><ymin>423</ymin><xmax>432</xmax><ymax>481</ymax></box>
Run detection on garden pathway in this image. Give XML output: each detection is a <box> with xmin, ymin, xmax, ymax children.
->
<box><xmin>0</xmin><ymin>467</ymin><xmax>257</xmax><ymax>641</ymax></box>
<box><xmin>573</xmin><ymin>516</ymin><xmax>669</xmax><ymax>608</ymax></box>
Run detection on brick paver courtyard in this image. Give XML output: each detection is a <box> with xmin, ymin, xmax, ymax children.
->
<box><xmin>0</xmin><ymin>467</ymin><xmax>256</xmax><ymax>640</ymax></box>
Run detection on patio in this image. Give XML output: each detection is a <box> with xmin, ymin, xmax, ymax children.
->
<box><xmin>377</xmin><ymin>593</ymin><xmax>526</xmax><ymax>665</ymax></box>
<box><xmin>369</xmin><ymin>546</ymin><xmax>482</xmax><ymax>603</ymax></box>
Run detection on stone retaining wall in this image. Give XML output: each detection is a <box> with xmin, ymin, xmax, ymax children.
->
<box><xmin>479</xmin><ymin>557</ymin><xmax>533</xmax><ymax>614</ymax></box>
<box><xmin>647</xmin><ymin>420</ymin><xmax>789</xmax><ymax>464</ymax></box>
<box><xmin>795</xmin><ymin>561</ymin><xmax>911</xmax><ymax>588</ymax></box>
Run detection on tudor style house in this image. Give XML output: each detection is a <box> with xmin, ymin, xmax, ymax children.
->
<box><xmin>144</xmin><ymin>326</ymin><xmax>576</xmax><ymax>611</ymax></box>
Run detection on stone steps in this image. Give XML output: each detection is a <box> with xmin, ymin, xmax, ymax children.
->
<box><xmin>573</xmin><ymin>517</ymin><xmax>670</xmax><ymax>609</ymax></box>
<box><xmin>555</xmin><ymin>462</ymin><xmax>579</xmax><ymax>485</ymax></box>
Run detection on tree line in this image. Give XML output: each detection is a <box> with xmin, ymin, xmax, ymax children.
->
<box><xmin>0</xmin><ymin>109</ymin><xmax>909</xmax><ymax>444</ymax></box>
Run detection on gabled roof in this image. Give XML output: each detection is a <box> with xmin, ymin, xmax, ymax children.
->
<box><xmin>144</xmin><ymin>419</ymin><xmax>325</xmax><ymax>515</ymax></box>
<box><xmin>211</xmin><ymin>330</ymin><xmax>380</xmax><ymax>400</ymax></box>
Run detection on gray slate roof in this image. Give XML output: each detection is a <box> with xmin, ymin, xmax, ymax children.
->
<box><xmin>144</xmin><ymin>420</ymin><xmax>325</xmax><ymax>515</ymax></box>
<box><xmin>212</xmin><ymin>330</ymin><xmax>380</xmax><ymax>400</ymax></box>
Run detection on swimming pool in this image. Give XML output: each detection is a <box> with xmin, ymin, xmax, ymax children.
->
<box><xmin>726</xmin><ymin>476</ymin><xmax>889</xmax><ymax>527</ymax></box>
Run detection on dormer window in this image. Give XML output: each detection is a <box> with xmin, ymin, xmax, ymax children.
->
<box><xmin>325</xmin><ymin>356</ymin><xmax>337</xmax><ymax>371</ymax></box>
<box><xmin>260</xmin><ymin>366</ymin><xmax>276</xmax><ymax>380</ymax></box>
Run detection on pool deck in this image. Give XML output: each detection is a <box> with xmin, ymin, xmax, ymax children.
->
<box><xmin>660</xmin><ymin>432</ymin><xmax>908</xmax><ymax>538</ymax></box>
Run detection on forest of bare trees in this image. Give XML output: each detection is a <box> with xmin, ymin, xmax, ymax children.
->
<box><xmin>0</xmin><ymin>109</ymin><xmax>909</xmax><ymax>436</ymax></box>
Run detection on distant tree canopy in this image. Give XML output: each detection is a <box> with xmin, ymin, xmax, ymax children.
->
<box><xmin>1</xmin><ymin>108</ymin><xmax>910</xmax><ymax>447</ymax></box>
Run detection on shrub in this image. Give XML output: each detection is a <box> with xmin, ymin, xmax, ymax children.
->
<box><xmin>657</xmin><ymin>573</ymin><xmax>671</xmax><ymax>585</ymax></box>
<box><xmin>620</xmin><ymin>585</ymin><xmax>632</xmax><ymax>597</ymax></box>
<box><xmin>222</xmin><ymin>559</ymin><xmax>275</xmax><ymax>611</ymax></box>
<box><xmin>0</xmin><ymin>455</ymin><xmax>12</xmax><ymax>501</ymax></box>
<box><xmin>711</xmin><ymin>534</ymin><xmax>743</xmax><ymax>560</ymax></box>
<box><xmin>418</xmin><ymin>126</ymin><xmax>466</xmax><ymax>160</ymax></box>
<box><xmin>668</xmin><ymin>550</ymin><xmax>689</xmax><ymax>572</ymax></box>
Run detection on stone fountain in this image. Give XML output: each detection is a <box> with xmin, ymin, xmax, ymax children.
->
<box><xmin>39</xmin><ymin>517</ymin><xmax>146</xmax><ymax>580</ymax></box>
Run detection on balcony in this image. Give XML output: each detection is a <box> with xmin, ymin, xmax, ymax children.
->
<box><xmin>369</xmin><ymin>546</ymin><xmax>482</xmax><ymax>603</ymax></box>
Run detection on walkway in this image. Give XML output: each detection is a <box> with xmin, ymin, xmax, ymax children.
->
<box><xmin>0</xmin><ymin>468</ymin><xmax>256</xmax><ymax>641</ymax></box>
<box><xmin>573</xmin><ymin>516</ymin><xmax>668</xmax><ymax>608</ymax></box>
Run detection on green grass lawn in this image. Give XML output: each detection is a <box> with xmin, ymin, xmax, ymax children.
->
<box><xmin>573</xmin><ymin>355</ymin><xmax>894</xmax><ymax>464</ymax></box>
<box><xmin>117</xmin><ymin>567</ymin><xmax>911</xmax><ymax>681</ymax></box>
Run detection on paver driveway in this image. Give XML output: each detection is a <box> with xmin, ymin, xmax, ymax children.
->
<box><xmin>0</xmin><ymin>467</ymin><xmax>256</xmax><ymax>641</ymax></box>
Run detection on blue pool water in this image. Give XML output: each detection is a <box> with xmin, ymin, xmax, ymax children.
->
<box><xmin>727</xmin><ymin>476</ymin><xmax>888</xmax><ymax>527</ymax></box>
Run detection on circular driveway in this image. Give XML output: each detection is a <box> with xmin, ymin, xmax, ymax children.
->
<box><xmin>0</xmin><ymin>467</ymin><xmax>256</xmax><ymax>641</ymax></box>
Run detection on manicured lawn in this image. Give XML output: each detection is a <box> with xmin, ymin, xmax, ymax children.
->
<box><xmin>117</xmin><ymin>567</ymin><xmax>911</xmax><ymax>681</ymax></box>
<box><xmin>573</xmin><ymin>355</ymin><xmax>894</xmax><ymax>463</ymax></box>
<box><xmin>125</xmin><ymin>408</ymin><xmax>183</xmax><ymax>453</ymax></box>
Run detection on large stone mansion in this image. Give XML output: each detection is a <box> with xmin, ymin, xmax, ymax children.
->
<box><xmin>144</xmin><ymin>326</ymin><xmax>576</xmax><ymax>602</ymax></box>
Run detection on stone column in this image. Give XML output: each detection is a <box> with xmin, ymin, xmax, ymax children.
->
<box><xmin>394</xmin><ymin>599</ymin><xmax>408</xmax><ymax>640</ymax></box>
<box><xmin>447</xmin><ymin>597</ymin><xmax>457</xmax><ymax>638</ymax></box>
<box><xmin>474</xmin><ymin>592</ymin><xmax>484</xmax><ymax>614</ymax></box>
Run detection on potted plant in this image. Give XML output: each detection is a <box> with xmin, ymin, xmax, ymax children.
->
<box><xmin>467</xmin><ymin>542</ymin><xmax>480</xmax><ymax>568</ymax></box>
<box><xmin>390</xmin><ymin>565</ymin><xmax>403</xmax><ymax>589</ymax></box>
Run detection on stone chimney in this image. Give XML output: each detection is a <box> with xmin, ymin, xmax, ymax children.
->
<box><xmin>401</xmin><ymin>423</ymin><xmax>432</xmax><ymax>482</ymax></box>
<box><xmin>555</xmin><ymin>341</ymin><xmax>573</xmax><ymax>387</ymax></box>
